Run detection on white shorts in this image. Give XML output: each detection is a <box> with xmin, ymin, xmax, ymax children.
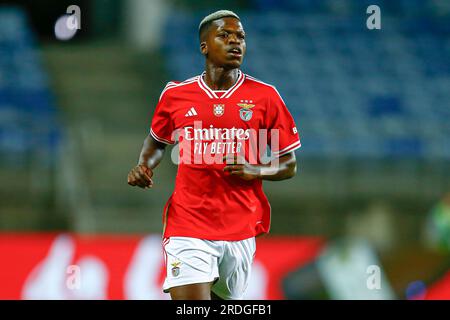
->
<box><xmin>162</xmin><ymin>236</ymin><xmax>256</xmax><ymax>300</ymax></box>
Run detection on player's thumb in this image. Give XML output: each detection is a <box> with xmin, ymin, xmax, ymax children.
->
<box><xmin>139</xmin><ymin>165</ymin><xmax>153</xmax><ymax>179</ymax></box>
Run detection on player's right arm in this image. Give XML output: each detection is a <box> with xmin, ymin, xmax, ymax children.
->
<box><xmin>128</xmin><ymin>82</ymin><xmax>176</xmax><ymax>189</ymax></box>
<box><xmin>127</xmin><ymin>134</ymin><xmax>167</xmax><ymax>189</ymax></box>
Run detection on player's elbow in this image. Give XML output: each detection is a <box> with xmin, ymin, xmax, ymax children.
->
<box><xmin>286</xmin><ymin>161</ymin><xmax>297</xmax><ymax>179</ymax></box>
<box><xmin>278</xmin><ymin>152</ymin><xmax>297</xmax><ymax>180</ymax></box>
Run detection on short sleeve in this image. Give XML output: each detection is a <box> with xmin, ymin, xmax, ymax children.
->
<box><xmin>266</xmin><ymin>87</ymin><xmax>301</xmax><ymax>157</ymax></box>
<box><xmin>150</xmin><ymin>83</ymin><xmax>175</xmax><ymax>145</ymax></box>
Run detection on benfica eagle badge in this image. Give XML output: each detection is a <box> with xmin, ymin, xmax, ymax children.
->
<box><xmin>237</xmin><ymin>100</ymin><xmax>255</xmax><ymax>121</ymax></box>
<box><xmin>171</xmin><ymin>261</ymin><xmax>181</xmax><ymax>277</ymax></box>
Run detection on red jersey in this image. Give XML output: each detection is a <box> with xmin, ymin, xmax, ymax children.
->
<box><xmin>150</xmin><ymin>70</ymin><xmax>301</xmax><ymax>240</ymax></box>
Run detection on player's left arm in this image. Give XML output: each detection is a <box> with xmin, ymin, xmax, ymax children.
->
<box><xmin>223</xmin><ymin>152</ymin><xmax>297</xmax><ymax>181</ymax></box>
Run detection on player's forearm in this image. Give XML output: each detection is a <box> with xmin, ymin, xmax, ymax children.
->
<box><xmin>138</xmin><ymin>134</ymin><xmax>166</xmax><ymax>169</ymax></box>
<box><xmin>258</xmin><ymin>152</ymin><xmax>297</xmax><ymax>181</ymax></box>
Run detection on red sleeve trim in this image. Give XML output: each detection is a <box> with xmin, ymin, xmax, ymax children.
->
<box><xmin>150</xmin><ymin>128</ymin><xmax>175</xmax><ymax>145</ymax></box>
<box><xmin>272</xmin><ymin>140</ymin><xmax>301</xmax><ymax>157</ymax></box>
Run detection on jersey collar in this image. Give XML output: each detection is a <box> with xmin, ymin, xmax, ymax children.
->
<box><xmin>197</xmin><ymin>70</ymin><xmax>245</xmax><ymax>99</ymax></box>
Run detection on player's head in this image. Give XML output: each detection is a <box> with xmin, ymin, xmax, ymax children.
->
<box><xmin>198</xmin><ymin>10</ymin><xmax>246</xmax><ymax>69</ymax></box>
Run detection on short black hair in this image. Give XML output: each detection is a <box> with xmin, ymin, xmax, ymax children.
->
<box><xmin>198</xmin><ymin>10</ymin><xmax>240</xmax><ymax>41</ymax></box>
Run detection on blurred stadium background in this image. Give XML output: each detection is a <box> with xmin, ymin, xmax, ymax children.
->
<box><xmin>0</xmin><ymin>0</ymin><xmax>449</xmax><ymax>299</ymax></box>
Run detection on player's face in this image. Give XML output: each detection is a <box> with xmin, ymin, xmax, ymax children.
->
<box><xmin>203</xmin><ymin>18</ymin><xmax>246</xmax><ymax>69</ymax></box>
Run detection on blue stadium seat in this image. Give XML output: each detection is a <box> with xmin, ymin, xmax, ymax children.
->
<box><xmin>0</xmin><ymin>7</ymin><xmax>61</xmax><ymax>165</ymax></box>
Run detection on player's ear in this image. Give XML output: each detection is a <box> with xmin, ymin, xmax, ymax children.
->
<box><xmin>200</xmin><ymin>41</ymin><xmax>208</xmax><ymax>56</ymax></box>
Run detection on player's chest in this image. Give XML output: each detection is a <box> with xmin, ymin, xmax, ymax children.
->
<box><xmin>171</xmin><ymin>97</ymin><xmax>265</xmax><ymax>129</ymax></box>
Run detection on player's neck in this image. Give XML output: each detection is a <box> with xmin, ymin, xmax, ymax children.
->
<box><xmin>203</xmin><ymin>64</ymin><xmax>240</xmax><ymax>91</ymax></box>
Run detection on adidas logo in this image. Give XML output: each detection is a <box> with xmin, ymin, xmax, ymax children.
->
<box><xmin>185</xmin><ymin>107</ymin><xmax>198</xmax><ymax>117</ymax></box>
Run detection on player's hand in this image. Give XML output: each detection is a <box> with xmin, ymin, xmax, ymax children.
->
<box><xmin>223</xmin><ymin>155</ymin><xmax>260</xmax><ymax>181</ymax></box>
<box><xmin>127</xmin><ymin>164</ymin><xmax>153</xmax><ymax>189</ymax></box>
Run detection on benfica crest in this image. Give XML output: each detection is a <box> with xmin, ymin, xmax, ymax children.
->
<box><xmin>237</xmin><ymin>100</ymin><xmax>255</xmax><ymax>121</ymax></box>
<box><xmin>213</xmin><ymin>104</ymin><xmax>225</xmax><ymax>117</ymax></box>
<box><xmin>171</xmin><ymin>261</ymin><xmax>181</xmax><ymax>277</ymax></box>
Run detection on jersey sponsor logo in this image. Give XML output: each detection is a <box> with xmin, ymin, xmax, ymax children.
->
<box><xmin>171</xmin><ymin>261</ymin><xmax>181</xmax><ymax>277</ymax></box>
<box><xmin>183</xmin><ymin>124</ymin><xmax>251</xmax><ymax>141</ymax></box>
<box><xmin>184</xmin><ymin>125</ymin><xmax>246</xmax><ymax>154</ymax></box>
<box><xmin>293</xmin><ymin>127</ymin><xmax>298</xmax><ymax>134</ymax></box>
<box><xmin>238</xmin><ymin>100</ymin><xmax>255</xmax><ymax>122</ymax></box>
<box><xmin>175</xmin><ymin>122</ymin><xmax>280</xmax><ymax>167</ymax></box>
<box><xmin>185</xmin><ymin>107</ymin><xmax>198</xmax><ymax>117</ymax></box>
<box><xmin>213</xmin><ymin>104</ymin><xmax>225</xmax><ymax>117</ymax></box>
